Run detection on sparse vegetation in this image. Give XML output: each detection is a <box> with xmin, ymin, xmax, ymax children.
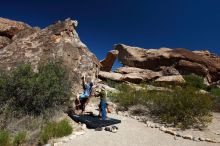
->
<box><xmin>40</xmin><ymin>119</ymin><xmax>73</xmax><ymax>144</ymax></box>
<box><xmin>0</xmin><ymin>62</ymin><xmax>72</xmax><ymax>144</ymax></box>
<box><xmin>0</xmin><ymin>62</ymin><xmax>70</xmax><ymax>115</ymax></box>
<box><xmin>208</xmin><ymin>87</ymin><xmax>220</xmax><ymax>111</ymax></box>
<box><xmin>13</xmin><ymin>131</ymin><xmax>27</xmax><ymax>146</ymax></box>
<box><xmin>183</xmin><ymin>74</ymin><xmax>206</xmax><ymax>89</ymax></box>
<box><xmin>110</xmin><ymin>83</ymin><xmax>213</xmax><ymax>129</ymax></box>
<box><xmin>0</xmin><ymin>131</ymin><xmax>11</xmax><ymax>146</ymax></box>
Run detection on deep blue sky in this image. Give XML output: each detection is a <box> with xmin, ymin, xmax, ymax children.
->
<box><xmin>1</xmin><ymin>0</ymin><xmax>220</xmax><ymax>69</ymax></box>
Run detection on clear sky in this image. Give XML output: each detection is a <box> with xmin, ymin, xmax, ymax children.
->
<box><xmin>1</xmin><ymin>0</ymin><xmax>220</xmax><ymax>68</ymax></box>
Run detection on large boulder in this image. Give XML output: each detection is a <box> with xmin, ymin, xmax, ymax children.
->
<box><xmin>0</xmin><ymin>18</ymin><xmax>100</xmax><ymax>93</ymax></box>
<box><xmin>100</xmin><ymin>50</ymin><xmax>118</xmax><ymax>71</ymax></box>
<box><xmin>115</xmin><ymin>44</ymin><xmax>220</xmax><ymax>83</ymax></box>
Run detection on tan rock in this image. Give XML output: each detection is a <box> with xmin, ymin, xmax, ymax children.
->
<box><xmin>0</xmin><ymin>17</ymin><xmax>30</xmax><ymax>38</ymax></box>
<box><xmin>177</xmin><ymin>60</ymin><xmax>208</xmax><ymax>76</ymax></box>
<box><xmin>122</xmin><ymin>73</ymin><xmax>144</xmax><ymax>83</ymax></box>
<box><xmin>100</xmin><ymin>50</ymin><xmax>118</xmax><ymax>71</ymax></box>
<box><xmin>155</xmin><ymin>75</ymin><xmax>185</xmax><ymax>84</ymax></box>
<box><xmin>115</xmin><ymin>44</ymin><xmax>220</xmax><ymax>83</ymax></box>
<box><xmin>115</xmin><ymin>66</ymin><xmax>162</xmax><ymax>83</ymax></box>
<box><xmin>98</xmin><ymin>71</ymin><xmax>123</xmax><ymax>81</ymax></box>
<box><xmin>159</xmin><ymin>66</ymin><xmax>180</xmax><ymax>76</ymax></box>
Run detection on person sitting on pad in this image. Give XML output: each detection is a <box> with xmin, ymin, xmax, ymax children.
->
<box><xmin>75</xmin><ymin>75</ymin><xmax>93</xmax><ymax>114</ymax></box>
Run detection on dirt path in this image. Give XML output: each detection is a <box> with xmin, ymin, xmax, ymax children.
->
<box><xmin>61</xmin><ymin>113</ymin><xmax>219</xmax><ymax>146</ymax></box>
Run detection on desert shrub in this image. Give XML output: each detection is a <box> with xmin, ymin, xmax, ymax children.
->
<box><xmin>13</xmin><ymin>131</ymin><xmax>26</xmax><ymax>146</ymax></box>
<box><xmin>210</xmin><ymin>87</ymin><xmax>220</xmax><ymax>97</ymax></box>
<box><xmin>110</xmin><ymin>84</ymin><xmax>148</xmax><ymax>108</ymax></box>
<box><xmin>105</xmin><ymin>79</ymin><xmax>118</xmax><ymax>88</ymax></box>
<box><xmin>2</xmin><ymin>62</ymin><xmax>70</xmax><ymax>115</ymax></box>
<box><xmin>0</xmin><ymin>71</ymin><xmax>9</xmax><ymax>105</ymax></box>
<box><xmin>40</xmin><ymin>119</ymin><xmax>73</xmax><ymax>144</ymax></box>
<box><xmin>0</xmin><ymin>131</ymin><xmax>11</xmax><ymax>146</ymax></box>
<box><xmin>209</xmin><ymin>87</ymin><xmax>220</xmax><ymax>111</ymax></box>
<box><xmin>111</xmin><ymin>83</ymin><xmax>212</xmax><ymax>129</ymax></box>
<box><xmin>183</xmin><ymin>74</ymin><xmax>205</xmax><ymax>89</ymax></box>
<box><xmin>149</xmin><ymin>87</ymin><xmax>212</xmax><ymax>129</ymax></box>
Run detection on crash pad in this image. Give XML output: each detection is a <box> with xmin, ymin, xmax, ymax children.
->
<box><xmin>70</xmin><ymin>114</ymin><xmax>121</xmax><ymax>128</ymax></box>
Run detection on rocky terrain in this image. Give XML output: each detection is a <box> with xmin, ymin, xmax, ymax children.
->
<box><xmin>0</xmin><ymin>17</ymin><xmax>100</xmax><ymax>94</ymax></box>
<box><xmin>100</xmin><ymin>44</ymin><xmax>220</xmax><ymax>86</ymax></box>
<box><xmin>0</xmin><ymin>18</ymin><xmax>220</xmax><ymax>146</ymax></box>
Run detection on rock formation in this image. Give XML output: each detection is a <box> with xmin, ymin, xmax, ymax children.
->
<box><xmin>114</xmin><ymin>44</ymin><xmax>220</xmax><ymax>84</ymax></box>
<box><xmin>0</xmin><ymin>18</ymin><xmax>100</xmax><ymax>93</ymax></box>
<box><xmin>100</xmin><ymin>50</ymin><xmax>118</xmax><ymax>72</ymax></box>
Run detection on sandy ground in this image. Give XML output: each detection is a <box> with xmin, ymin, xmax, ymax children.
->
<box><xmin>61</xmin><ymin>113</ymin><xmax>220</xmax><ymax>146</ymax></box>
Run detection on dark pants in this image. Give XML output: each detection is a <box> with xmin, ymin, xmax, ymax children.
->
<box><xmin>75</xmin><ymin>98</ymin><xmax>88</xmax><ymax>112</ymax></box>
<box><xmin>99</xmin><ymin>99</ymin><xmax>107</xmax><ymax>120</ymax></box>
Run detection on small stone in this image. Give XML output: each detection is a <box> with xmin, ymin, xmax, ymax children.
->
<box><xmin>75</xmin><ymin>131</ymin><xmax>85</xmax><ymax>136</ymax></box>
<box><xmin>182</xmin><ymin>135</ymin><xmax>193</xmax><ymax>140</ymax></box>
<box><xmin>136</xmin><ymin>117</ymin><xmax>140</xmax><ymax>121</ymax></box>
<box><xmin>61</xmin><ymin>138</ymin><xmax>69</xmax><ymax>143</ymax></box>
<box><xmin>104</xmin><ymin>126</ymin><xmax>111</xmax><ymax>131</ymax></box>
<box><xmin>124</xmin><ymin>112</ymin><xmax>129</xmax><ymax>117</ymax></box>
<box><xmin>150</xmin><ymin>123</ymin><xmax>155</xmax><ymax>128</ymax></box>
<box><xmin>81</xmin><ymin>124</ymin><xmax>87</xmax><ymax>130</ymax></box>
<box><xmin>205</xmin><ymin>138</ymin><xmax>217</xmax><ymax>143</ymax></box>
<box><xmin>193</xmin><ymin>137</ymin><xmax>200</xmax><ymax>142</ymax></box>
<box><xmin>159</xmin><ymin>126</ymin><xmax>167</xmax><ymax>132</ymax></box>
<box><xmin>155</xmin><ymin>124</ymin><xmax>160</xmax><ymax>128</ymax></box>
<box><xmin>199</xmin><ymin>137</ymin><xmax>205</xmax><ymax>141</ymax></box>
<box><xmin>175</xmin><ymin>132</ymin><xmax>181</xmax><ymax>137</ymax></box>
<box><xmin>165</xmin><ymin>129</ymin><xmax>176</xmax><ymax>135</ymax></box>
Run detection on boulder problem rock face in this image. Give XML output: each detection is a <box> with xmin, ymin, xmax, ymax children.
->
<box><xmin>115</xmin><ymin>44</ymin><xmax>220</xmax><ymax>83</ymax></box>
<box><xmin>0</xmin><ymin>18</ymin><xmax>100</xmax><ymax>93</ymax></box>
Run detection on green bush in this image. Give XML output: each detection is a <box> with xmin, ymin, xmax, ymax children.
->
<box><xmin>0</xmin><ymin>72</ymin><xmax>9</xmax><ymax>106</ymax></box>
<box><xmin>111</xmin><ymin>84</ymin><xmax>213</xmax><ymax>129</ymax></box>
<box><xmin>110</xmin><ymin>84</ymin><xmax>148</xmax><ymax>108</ymax></box>
<box><xmin>209</xmin><ymin>87</ymin><xmax>220</xmax><ymax>111</ymax></box>
<box><xmin>0</xmin><ymin>131</ymin><xmax>11</xmax><ymax>146</ymax></box>
<box><xmin>183</xmin><ymin>74</ymin><xmax>205</xmax><ymax>89</ymax></box>
<box><xmin>40</xmin><ymin>119</ymin><xmax>73</xmax><ymax>144</ymax></box>
<box><xmin>13</xmin><ymin>131</ymin><xmax>26</xmax><ymax>146</ymax></box>
<box><xmin>149</xmin><ymin>87</ymin><xmax>212</xmax><ymax>129</ymax></box>
<box><xmin>0</xmin><ymin>62</ymin><xmax>70</xmax><ymax>115</ymax></box>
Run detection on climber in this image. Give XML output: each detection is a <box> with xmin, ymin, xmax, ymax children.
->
<box><xmin>75</xmin><ymin>75</ymin><xmax>94</xmax><ymax>114</ymax></box>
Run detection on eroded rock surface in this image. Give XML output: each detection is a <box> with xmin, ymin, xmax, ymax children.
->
<box><xmin>115</xmin><ymin>44</ymin><xmax>220</xmax><ymax>83</ymax></box>
<box><xmin>0</xmin><ymin>18</ymin><xmax>100</xmax><ymax>93</ymax></box>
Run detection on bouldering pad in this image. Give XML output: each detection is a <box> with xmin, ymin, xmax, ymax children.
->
<box><xmin>70</xmin><ymin>114</ymin><xmax>121</xmax><ymax>128</ymax></box>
